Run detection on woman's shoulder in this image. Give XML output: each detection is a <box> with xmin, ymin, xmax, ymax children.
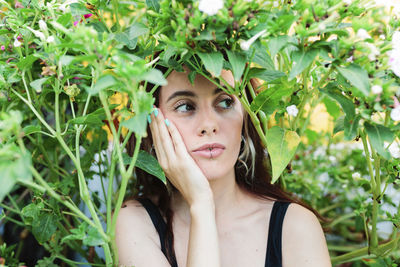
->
<box><xmin>115</xmin><ymin>199</ymin><xmax>171</xmax><ymax>267</ymax></box>
<box><xmin>115</xmin><ymin>199</ymin><xmax>159</xmax><ymax>241</ymax></box>
<box><xmin>281</xmin><ymin>203</ymin><xmax>332</xmax><ymax>267</ymax></box>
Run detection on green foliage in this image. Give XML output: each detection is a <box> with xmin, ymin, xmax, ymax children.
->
<box><xmin>0</xmin><ymin>0</ymin><xmax>399</xmax><ymax>266</ymax></box>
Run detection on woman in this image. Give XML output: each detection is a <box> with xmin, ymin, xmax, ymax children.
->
<box><xmin>115</xmin><ymin>67</ymin><xmax>332</xmax><ymax>267</ymax></box>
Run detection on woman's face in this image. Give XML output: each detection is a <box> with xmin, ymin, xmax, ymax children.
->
<box><xmin>158</xmin><ymin>69</ymin><xmax>244</xmax><ymax>181</ymax></box>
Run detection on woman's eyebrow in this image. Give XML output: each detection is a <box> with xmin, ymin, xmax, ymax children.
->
<box><xmin>167</xmin><ymin>90</ymin><xmax>196</xmax><ymax>102</ymax></box>
<box><xmin>166</xmin><ymin>88</ymin><xmax>225</xmax><ymax>103</ymax></box>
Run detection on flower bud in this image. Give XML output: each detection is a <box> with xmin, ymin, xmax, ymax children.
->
<box><xmin>371</xmin><ymin>85</ymin><xmax>382</xmax><ymax>95</ymax></box>
<box><xmin>198</xmin><ymin>0</ymin><xmax>223</xmax><ymax>16</ymax></box>
<box><xmin>64</xmin><ymin>84</ymin><xmax>80</xmax><ymax>101</ymax></box>
<box><xmin>39</xmin><ymin>20</ymin><xmax>48</xmax><ymax>32</ymax></box>
<box><xmin>286</xmin><ymin>104</ymin><xmax>299</xmax><ymax>117</ymax></box>
<box><xmin>356</xmin><ymin>28</ymin><xmax>371</xmax><ymax>40</ymax></box>
<box><xmin>14</xmin><ymin>39</ymin><xmax>22</xmax><ymax>47</ymax></box>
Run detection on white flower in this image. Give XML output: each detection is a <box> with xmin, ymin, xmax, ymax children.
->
<box><xmin>14</xmin><ymin>38</ymin><xmax>22</xmax><ymax>47</ymax></box>
<box><xmin>387</xmin><ymin>142</ymin><xmax>400</xmax><ymax>158</ymax></box>
<box><xmin>198</xmin><ymin>0</ymin><xmax>223</xmax><ymax>16</ymax></box>
<box><xmin>26</xmin><ymin>26</ymin><xmax>45</xmax><ymax>41</ymax></box>
<box><xmin>379</xmin><ymin>34</ymin><xmax>386</xmax><ymax>40</ymax></box>
<box><xmin>346</xmin><ymin>56</ymin><xmax>354</xmax><ymax>63</ymax></box>
<box><xmin>365</xmin><ymin>43</ymin><xmax>380</xmax><ymax>61</ymax></box>
<box><xmin>58</xmin><ymin>0</ymin><xmax>79</xmax><ymax>12</ymax></box>
<box><xmin>391</xmin><ymin>107</ymin><xmax>400</xmax><ymax>121</ymax></box>
<box><xmin>371</xmin><ymin>85</ymin><xmax>383</xmax><ymax>94</ymax></box>
<box><xmin>352</xmin><ymin>172</ymin><xmax>361</xmax><ymax>179</ymax></box>
<box><xmin>349</xmin><ymin>165</ymin><xmax>354</xmax><ymax>171</ymax></box>
<box><xmin>392</xmin><ymin>31</ymin><xmax>400</xmax><ymax>48</ymax></box>
<box><xmin>356</xmin><ymin>28</ymin><xmax>371</xmax><ymax>40</ymax></box>
<box><xmin>388</xmin><ymin>48</ymin><xmax>400</xmax><ymax>77</ymax></box>
<box><xmin>239</xmin><ymin>29</ymin><xmax>267</xmax><ymax>51</ymax></box>
<box><xmin>343</xmin><ymin>0</ymin><xmax>352</xmax><ymax>5</ymax></box>
<box><xmin>286</xmin><ymin>104</ymin><xmax>299</xmax><ymax>117</ymax></box>
<box><xmin>46</xmin><ymin>36</ymin><xmax>55</xmax><ymax>43</ymax></box>
<box><xmin>38</xmin><ymin>19</ymin><xmax>47</xmax><ymax>32</ymax></box>
<box><xmin>318</xmin><ymin>23</ymin><xmax>326</xmax><ymax>31</ymax></box>
<box><xmin>273</xmin><ymin>1</ymin><xmax>279</xmax><ymax>7</ymax></box>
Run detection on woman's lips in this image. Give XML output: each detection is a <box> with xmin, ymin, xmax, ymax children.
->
<box><xmin>192</xmin><ymin>143</ymin><xmax>225</xmax><ymax>159</ymax></box>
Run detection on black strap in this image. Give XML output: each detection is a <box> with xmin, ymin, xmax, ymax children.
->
<box><xmin>137</xmin><ymin>198</ymin><xmax>178</xmax><ymax>267</ymax></box>
<box><xmin>265</xmin><ymin>201</ymin><xmax>290</xmax><ymax>267</ymax></box>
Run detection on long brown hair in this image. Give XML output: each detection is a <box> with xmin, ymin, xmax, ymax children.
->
<box><xmin>126</xmin><ymin>64</ymin><xmax>324</xmax><ymax>265</ymax></box>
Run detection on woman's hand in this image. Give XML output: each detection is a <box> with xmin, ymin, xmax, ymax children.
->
<box><xmin>149</xmin><ymin>107</ymin><xmax>213</xmax><ymax>207</ymax></box>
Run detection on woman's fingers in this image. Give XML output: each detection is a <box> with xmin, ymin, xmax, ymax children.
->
<box><xmin>149</xmin><ymin>108</ymin><xmax>176</xmax><ymax>165</ymax></box>
<box><xmin>165</xmin><ymin>118</ymin><xmax>188</xmax><ymax>157</ymax></box>
<box><xmin>149</xmin><ymin>109</ymin><xmax>168</xmax><ymax>167</ymax></box>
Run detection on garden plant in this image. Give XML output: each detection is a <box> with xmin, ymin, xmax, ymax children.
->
<box><xmin>0</xmin><ymin>0</ymin><xmax>399</xmax><ymax>266</ymax></box>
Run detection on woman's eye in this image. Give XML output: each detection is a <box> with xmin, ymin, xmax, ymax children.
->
<box><xmin>218</xmin><ymin>98</ymin><xmax>234</xmax><ymax>109</ymax></box>
<box><xmin>175</xmin><ymin>103</ymin><xmax>195</xmax><ymax>112</ymax></box>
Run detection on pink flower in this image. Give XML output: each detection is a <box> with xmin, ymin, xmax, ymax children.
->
<box><xmin>391</xmin><ymin>96</ymin><xmax>400</xmax><ymax>121</ymax></box>
<box><xmin>84</xmin><ymin>13</ymin><xmax>93</xmax><ymax>19</ymax></box>
<box><xmin>15</xmin><ymin>1</ymin><xmax>23</xmax><ymax>8</ymax></box>
<box><xmin>73</xmin><ymin>20</ymin><xmax>80</xmax><ymax>26</ymax></box>
<box><xmin>17</xmin><ymin>35</ymin><xmax>22</xmax><ymax>40</ymax></box>
<box><xmin>1</xmin><ymin>45</ymin><xmax>5</xmax><ymax>51</ymax></box>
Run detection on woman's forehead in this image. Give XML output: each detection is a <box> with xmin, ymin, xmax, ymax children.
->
<box><xmin>159</xmin><ymin>69</ymin><xmax>234</xmax><ymax>101</ymax></box>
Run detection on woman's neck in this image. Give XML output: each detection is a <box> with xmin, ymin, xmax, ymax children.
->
<box><xmin>171</xmin><ymin>169</ymin><xmax>252</xmax><ymax>224</ymax></box>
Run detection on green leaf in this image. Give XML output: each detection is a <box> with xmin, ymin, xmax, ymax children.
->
<box><xmin>226</xmin><ymin>50</ymin><xmax>246</xmax><ymax>82</ymax></box>
<box><xmin>32</xmin><ymin>213</ymin><xmax>58</xmax><ymax>243</ymax></box>
<box><xmin>247</xmin><ymin>68</ymin><xmax>285</xmax><ymax>83</ymax></box>
<box><xmin>30</xmin><ymin>78</ymin><xmax>48</xmax><ymax>93</ymax></box>
<box><xmin>288</xmin><ymin>49</ymin><xmax>318</xmax><ymax>81</ymax></box>
<box><xmin>268</xmin><ymin>35</ymin><xmax>290</xmax><ymax>58</ymax></box>
<box><xmin>336</xmin><ymin>64</ymin><xmax>370</xmax><ymax>96</ymax></box>
<box><xmin>252</xmin><ymin>42</ymin><xmax>275</xmax><ymax>70</ymax></box>
<box><xmin>83</xmin><ymin>226</ymin><xmax>105</xmax><ymax>246</ymax></box>
<box><xmin>61</xmin><ymin>223</ymin><xmax>87</xmax><ymax>244</ymax></box>
<box><xmin>0</xmin><ymin>148</ymin><xmax>32</xmax><ymax>202</ymax></box>
<box><xmin>250</xmin><ymin>86</ymin><xmax>292</xmax><ymax>115</ymax></box>
<box><xmin>129</xmin><ymin>22</ymin><xmax>149</xmax><ymax>39</ymax></box>
<box><xmin>123</xmin><ymin>151</ymin><xmax>166</xmax><ymax>183</ymax></box>
<box><xmin>266</xmin><ymin>126</ymin><xmax>300</xmax><ymax>183</ymax></box>
<box><xmin>69</xmin><ymin>108</ymin><xmax>106</xmax><ymax>126</ymax></box>
<box><xmin>364</xmin><ymin>122</ymin><xmax>394</xmax><ymax>160</ymax></box>
<box><xmin>136</xmin><ymin>150</ymin><xmax>166</xmax><ymax>183</ymax></box>
<box><xmin>22</xmin><ymin>125</ymin><xmax>41</xmax><ymax>135</ymax></box>
<box><xmin>344</xmin><ymin>115</ymin><xmax>360</xmax><ymax>141</ymax></box>
<box><xmin>197</xmin><ymin>52</ymin><xmax>224</xmax><ymax>77</ymax></box>
<box><xmin>57</xmin><ymin>13</ymin><xmax>72</xmax><ymax>27</ymax></box>
<box><xmin>114</xmin><ymin>32</ymin><xmax>138</xmax><ymax>49</ymax></box>
<box><xmin>60</xmin><ymin>55</ymin><xmax>75</xmax><ymax>66</ymax></box>
<box><xmin>304</xmin><ymin>129</ymin><xmax>319</xmax><ymax>144</ymax></box>
<box><xmin>89</xmin><ymin>75</ymin><xmax>116</xmax><ymax>95</ymax></box>
<box><xmin>141</xmin><ymin>69</ymin><xmax>167</xmax><ymax>86</ymax></box>
<box><xmin>146</xmin><ymin>0</ymin><xmax>160</xmax><ymax>12</ymax></box>
<box><xmin>21</xmin><ymin>203</ymin><xmax>43</xmax><ymax>225</ymax></box>
<box><xmin>121</xmin><ymin>113</ymin><xmax>148</xmax><ymax>136</ymax></box>
<box><xmin>69</xmin><ymin>3</ymin><xmax>90</xmax><ymax>16</ymax></box>
<box><xmin>320</xmin><ymin>86</ymin><xmax>355</xmax><ymax>119</ymax></box>
<box><xmin>17</xmin><ymin>55</ymin><xmax>39</xmax><ymax>71</ymax></box>
<box><xmin>333</xmin><ymin>116</ymin><xmax>345</xmax><ymax>134</ymax></box>
<box><xmin>322</xmin><ymin>96</ymin><xmax>341</xmax><ymax>120</ymax></box>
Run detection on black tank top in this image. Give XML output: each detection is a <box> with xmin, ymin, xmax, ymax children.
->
<box><xmin>137</xmin><ymin>198</ymin><xmax>290</xmax><ymax>267</ymax></box>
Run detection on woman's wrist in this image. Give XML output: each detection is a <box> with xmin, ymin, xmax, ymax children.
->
<box><xmin>189</xmin><ymin>193</ymin><xmax>215</xmax><ymax>216</ymax></box>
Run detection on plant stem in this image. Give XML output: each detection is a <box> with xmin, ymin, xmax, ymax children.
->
<box><xmin>360</xmin><ymin>129</ymin><xmax>379</xmax><ymax>252</ymax></box>
<box><xmin>330</xmin><ymin>233</ymin><xmax>400</xmax><ymax>265</ymax></box>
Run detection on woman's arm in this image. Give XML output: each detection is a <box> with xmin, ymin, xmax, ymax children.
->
<box><xmin>282</xmin><ymin>204</ymin><xmax>332</xmax><ymax>267</ymax></box>
<box><xmin>149</xmin><ymin>108</ymin><xmax>221</xmax><ymax>267</ymax></box>
<box><xmin>187</xmin><ymin>198</ymin><xmax>220</xmax><ymax>267</ymax></box>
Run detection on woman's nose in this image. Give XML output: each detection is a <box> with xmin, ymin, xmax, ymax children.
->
<box><xmin>197</xmin><ymin>109</ymin><xmax>219</xmax><ymax>136</ymax></box>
